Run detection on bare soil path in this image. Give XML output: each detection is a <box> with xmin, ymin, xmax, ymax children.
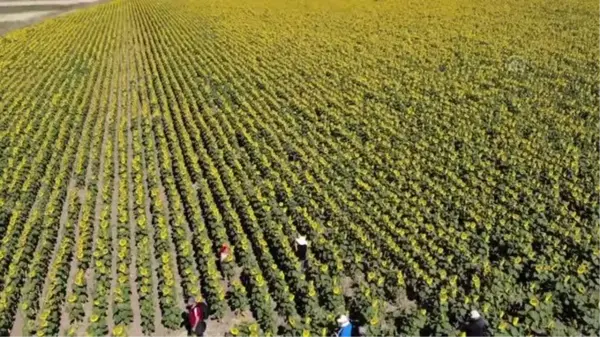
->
<box><xmin>107</xmin><ymin>40</ymin><xmax>125</xmax><ymax>334</ymax></box>
<box><xmin>38</xmin><ymin>178</ymin><xmax>77</xmax><ymax>310</ymax></box>
<box><xmin>138</xmin><ymin>116</ymin><xmax>168</xmax><ymax>336</ymax></box>
<box><xmin>136</xmin><ymin>98</ymin><xmax>171</xmax><ymax>336</ymax></box>
<box><xmin>127</xmin><ymin>8</ymin><xmax>181</xmax><ymax>333</ymax></box>
<box><xmin>77</xmin><ymin>41</ymin><xmax>119</xmax><ymax>337</ymax></box>
<box><xmin>126</xmin><ymin>35</ymin><xmax>144</xmax><ymax>336</ymax></box>
<box><xmin>9</xmin><ymin>312</ymin><xmax>23</xmax><ymax>337</ymax></box>
<box><xmin>146</xmin><ymin>108</ymin><xmax>186</xmax><ymax>337</ymax></box>
<box><xmin>59</xmin><ymin>186</ymin><xmax>88</xmax><ymax>335</ymax></box>
<box><xmin>58</xmin><ymin>27</ymin><xmax>111</xmax><ymax>335</ymax></box>
<box><xmin>40</xmin><ymin>75</ymin><xmax>106</xmax><ymax>316</ymax></box>
<box><xmin>140</xmin><ymin>85</ymin><xmax>187</xmax><ymax>337</ymax></box>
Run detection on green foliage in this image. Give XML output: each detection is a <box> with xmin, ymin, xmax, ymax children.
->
<box><xmin>0</xmin><ymin>0</ymin><xmax>597</xmax><ymax>335</ymax></box>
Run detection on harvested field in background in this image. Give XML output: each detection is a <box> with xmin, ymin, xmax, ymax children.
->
<box><xmin>0</xmin><ymin>0</ymin><xmax>101</xmax><ymax>35</ymax></box>
<box><xmin>0</xmin><ymin>10</ymin><xmax>54</xmax><ymax>22</ymax></box>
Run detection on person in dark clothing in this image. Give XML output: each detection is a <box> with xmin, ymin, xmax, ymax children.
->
<box><xmin>295</xmin><ymin>235</ymin><xmax>308</xmax><ymax>269</ymax></box>
<box><xmin>187</xmin><ymin>297</ymin><xmax>209</xmax><ymax>336</ymax></box>
<box><xmin>463</xmin><ymin>310</ymin><xmax>490</xmax><ymax>337</ymax></box>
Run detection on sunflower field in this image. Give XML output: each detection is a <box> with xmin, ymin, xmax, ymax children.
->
<box><xmin>0</xmin><ymin>0</ymin><xmax>598</xmax><ymax>335</ymax></box>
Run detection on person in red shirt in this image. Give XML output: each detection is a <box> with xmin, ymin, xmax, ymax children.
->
<box><xmin>187</xmin><ymin>297</ymin><xmax>208</xmax><ymax>336</ymax></box>
<box><xmin>219</xmin><ymin>243</ymin><xmax>231</xmax><ymax>263</ymax></box>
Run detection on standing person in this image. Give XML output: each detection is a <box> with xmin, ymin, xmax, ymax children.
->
<box><xmin>219</xmin><ymin>243</ymin><xmax>233</xmax><ymax>280</ymax></box>
<box><xmin>463</xmin><ymin>310</ymin><xmax>490</xmax><ymax>337</ymax></box>
<box><xmin>219</xmin><ymin>243</ymin><xmax>231</xmax><ymax>263</ymax></box>
<box><xmin>335</xmin><ymin>315</ymin><xmax>354</xmax><ymax>337</ymax></box>
<box><xmin>187</xmin><ymin>297</ymin><xmax>208</xmax><ymax>337</ymax></box>
<box><xmin>294</xmin><ymin>234</ymin><xmax>308</xmax><ymax>269</ymax></box>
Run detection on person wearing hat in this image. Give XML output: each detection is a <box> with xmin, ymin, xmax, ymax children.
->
<box><xmin>463</xmin><ymin>310</ymin><xmax>490</xmax><ymax>336</ymax></box>
<box><xmin>294</xmin><ymin>234</ymin><xmax>308</xmax><ymax>268</ymax></box>
<box><xmin>187</xmin><ymin>296</ymin><xmax>208</xmax><ymax>336</ymax></box>
<box><xmin>336</xmin><ymin>314</ymin><xmax>354</xmax><ymax>337</ymax></box>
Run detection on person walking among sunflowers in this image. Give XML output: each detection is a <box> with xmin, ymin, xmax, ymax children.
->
<box><xmin>294</xmin><ymin>234</ymin><xmax>309</xmax><ymax>270</ymax></box>
<box><xmin>186</xmin><ymin>297</ymin><xmax>209</xmax><ymax>336</ymax></box>
<box><xmin>463</xmin><ymin>310</ymin><xmax>491</xmax><ymax>336</ymax></box>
